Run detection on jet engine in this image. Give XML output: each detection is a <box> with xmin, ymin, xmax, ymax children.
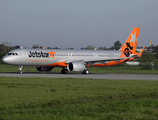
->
<box><xmin>67</xmin><ymin>61</ymin><xmax>85</xmax><ymax>72</ymax></box>
<box><xmin>36</xmin><ymin>66</ymin><xmax>54</xmax><ymax>71</ymax></box>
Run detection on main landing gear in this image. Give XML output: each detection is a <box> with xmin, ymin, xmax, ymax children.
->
<box><xmin>82</xmin><ymin>69</ymin><xmax>90</xmax><ymax>75</ymax></box>
<box><xmin>61</xmin><ymin>68</ymin><xmax>89</xmax><ymax>75</ymax></box>
<box><xmin>18</xmin><ymin>66</ymin><xmax>23</xmax><ymax>74</ymax></box>
<box><xmin>61</xmin><ymin>68</ymin><xmax>68</xmax><ymax>74</ymax></box>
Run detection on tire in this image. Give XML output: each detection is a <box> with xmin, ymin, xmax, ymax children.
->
<box><xmin>61</xmin><ymin>69</ymin><xmax>68</xmax><ymax>74</ymax></box>
<box><xmin>64</xmin><ymin>69</ymin><xmax>68</xmax><ymax>74</ymax></box>
<box><xmin>82</xmin><ymin>69</ymin><xmax>89</xmax><ymax>75</ymax></box>
<box><xmin>18</xmin><ymin>70</ymin><xmax>22</xmax><ymax>74</ymax></box>
<box><xmin>85</xmin><ymin>70</ymin><xmax>89</xmax><ymax>75</ymax></box>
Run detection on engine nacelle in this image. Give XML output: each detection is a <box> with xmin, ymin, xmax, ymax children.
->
<box><xmin>36</xmin><ymin>66</ymin><xmax>54</xmax><ymax>71</ymax></box>
<box><xmin>67</xmin><ymin>61</ymin><xmax>85</xmax><ymax>72</ymax></box>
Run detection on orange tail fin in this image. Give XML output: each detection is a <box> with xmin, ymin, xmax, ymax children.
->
<box><xmin>120</xmin><ymin>27</ymin><xmax>140</xmax><ymax>53</ymax></box>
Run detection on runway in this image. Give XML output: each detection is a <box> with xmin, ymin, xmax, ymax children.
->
<box><xmin>0</xmin><ymin>73</ymin><xmax>158</xmax><ymax>80</ymax></box>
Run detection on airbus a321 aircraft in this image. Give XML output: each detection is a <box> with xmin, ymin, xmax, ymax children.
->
<box><xmin>2</xmin><ymin>27</ymin><xmax>144</xmax><ymax>74</ymax></box>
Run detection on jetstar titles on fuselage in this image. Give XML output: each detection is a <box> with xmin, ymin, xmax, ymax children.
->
<box><xmin>28</xmin><ymin>51</ymin><xmax>49</xmax><ymax>58</ymax></box>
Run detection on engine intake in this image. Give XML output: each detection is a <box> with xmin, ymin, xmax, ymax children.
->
<box><xmin>67</xmin><ymin>61</ymin><xmax>85</xmax><ymax>72</ymax></box>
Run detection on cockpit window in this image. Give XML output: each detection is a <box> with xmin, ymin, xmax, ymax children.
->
<box><xmin>8</xmin><ymin>53</ymin><xmax>18</xmax><ymax>56</ymax></box>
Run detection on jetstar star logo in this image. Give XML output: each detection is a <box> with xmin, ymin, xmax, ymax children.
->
<box><xmin>48</xmin><ymin>50</ymin><xmax>56</xmax><ymax>59</ymax></box>
<box><xmin>28</xmin><ymin>50</ymin><xmax>56</xmax><ymax>59</ymax></box>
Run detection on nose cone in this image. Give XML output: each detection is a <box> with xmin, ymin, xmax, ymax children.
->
<box><xmin>2</xmin><ymin>56</ymin><xmax>10</xmax><ymax>64</ymax></box>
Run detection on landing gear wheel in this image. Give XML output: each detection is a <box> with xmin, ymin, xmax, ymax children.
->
<box><xmin>85</xmin><ymin>70</ymin><xmax>89</xmax><ymax>74</ymax></box>
<box><xmin>64</xmin><ymin>69</ymin><xmax>68</xmax><ymax>74</ymax></box>
<box><xmin>61</xmin><ymin>69</ymin><xmax>68</xmax><ymax>74</ymax></box>
<box><xmin>18</xmin><ymin>70</ymin><xmax>22</xmax><ymax>74</ymax></box>
<box><xmin>82</xmin><ymin>69</ymin><xmax>89</xmax><ymax>75</ymax></box>
<box><xmin>18</xmin><ymin>66</ymin><xmax>23</xmax><ymax>74</ymax></box>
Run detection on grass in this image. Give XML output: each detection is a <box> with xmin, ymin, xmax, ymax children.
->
<box><xmin>0</xmin><ymin>77</ymin><xmax>158</xmax><ymax>119</ymax></box>
<box><xmin>0</xmin><ymin>63</ymin><xmax>158</xmax><ymax>74</ymax></box>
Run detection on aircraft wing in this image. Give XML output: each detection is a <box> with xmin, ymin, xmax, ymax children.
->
<box><xmin>129</xmin><ymin>47</ymin><xmax>145</xmax><ymax>58</ymax></box>
<box><xmin>64</xmin><ymin>56</ymin><xmax>131</xmax><ymax>66</ymax></box>
<box><xmin>82</xmin><ymin>57</ymin><xmax>130</xmax><ymax>65</ymax></box>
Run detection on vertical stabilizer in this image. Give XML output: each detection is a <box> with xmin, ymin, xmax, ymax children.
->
<box><xmin>120</xmin><ymin>27</ymin><xmax>140</xmax><ymax>53</ymax></box>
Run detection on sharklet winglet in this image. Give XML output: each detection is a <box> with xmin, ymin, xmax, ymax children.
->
<box><xmin>139</xmin><ymin>47</ymin><xmax>145</xmax><ymax>57</ymax></box>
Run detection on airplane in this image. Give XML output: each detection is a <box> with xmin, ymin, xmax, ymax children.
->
<box><xmin>2</xmin><ymin>27</ymin><xmax>145</xmax><ymax>74</ymax></box>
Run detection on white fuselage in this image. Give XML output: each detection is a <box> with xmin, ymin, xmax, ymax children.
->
<box><xmin>2</xmin><ymin>49</ymin><xmax>122</xmax><ymax>66</ymax></box>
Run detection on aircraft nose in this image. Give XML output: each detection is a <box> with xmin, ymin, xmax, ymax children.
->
<box><xmin>2</xmin><ymin>56</ymin><xmax>10</xmax><ymax>64</ymax></box>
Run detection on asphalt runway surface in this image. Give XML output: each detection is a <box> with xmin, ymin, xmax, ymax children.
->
<box><xmin>0</xmin><ymin>73</ymin><xmax>158</xmax><ymax>80</ymax></box>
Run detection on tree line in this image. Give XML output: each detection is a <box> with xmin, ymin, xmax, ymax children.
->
<box><xmin>31</xmin><ymin>41</ymin><xmax>122</xmax><ymax>50</ymax></box>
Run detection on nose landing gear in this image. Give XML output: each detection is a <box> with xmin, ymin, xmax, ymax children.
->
<box><xmin>18</xmin><ymin>66</ymin><xmax>23</xmax><ymax>74</ymax></box>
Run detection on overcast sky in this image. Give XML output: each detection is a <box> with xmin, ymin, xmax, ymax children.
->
<box><xmin>0</xmin><ymin>0</ymin><xmax>158</xmax><ymax>49</ymax></box>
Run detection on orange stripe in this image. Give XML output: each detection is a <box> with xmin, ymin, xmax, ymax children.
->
<box><xmin>44</xmin><ymin>57</ymin><xmax>136</xmax><ymax>68</ymax></box>
<box><xmin>44</xmin><ymin>61</ymin><xmax>67</xmax><ymax>67</ymax></box>
<box><xmin>88</xmin><ymin>61</ymin><xmax>122</xmax><ymax>67</ymax></box>
<box><xmin>88</xmin><ymin>57</ymin><xmax>136</xmax><ymax>67</ymax></box>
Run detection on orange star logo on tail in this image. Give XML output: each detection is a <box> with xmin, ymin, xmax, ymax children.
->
<box><xmin>48</xmin><ymin>50</ymin><xmax>56</xmax><ymax>59</ymax></box>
